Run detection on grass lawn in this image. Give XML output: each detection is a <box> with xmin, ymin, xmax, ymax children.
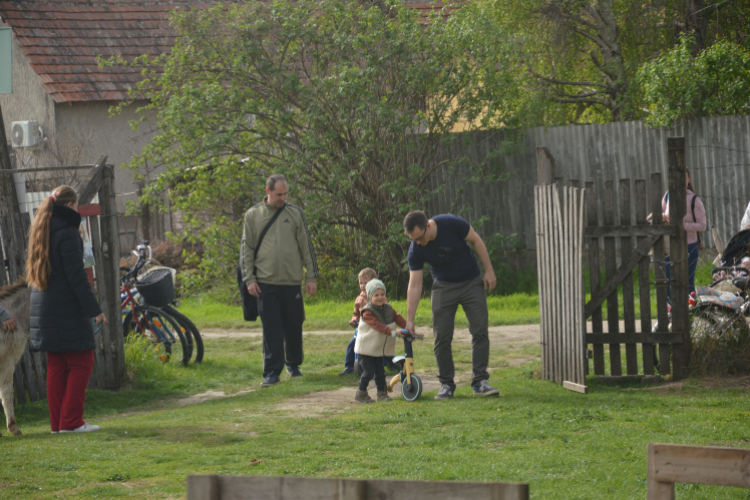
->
<box><xmin>5</xmin><ymin>328</ymin><xmax>750</xmax><ymax>500</ymax></box>
<box><xmin>179</xmin><ymin>293</ymin><xmax>542</xmax><ymax>330</ymax></box>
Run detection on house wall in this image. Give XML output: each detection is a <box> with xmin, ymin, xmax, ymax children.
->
<box><xmin>0</xmin><ymin>20</ymin><xmax>56</xmax><ymax>160</ymax></box>
<box><xmin>54</xmin><ymin>100</ymin><xmax>158</xmax><ymax>213</ymax></box>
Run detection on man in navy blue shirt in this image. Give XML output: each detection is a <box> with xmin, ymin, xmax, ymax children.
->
<box><xmin>404</xmin><ymin>211</ymin><xmax>499</xmax><ymax>399</ymax></box>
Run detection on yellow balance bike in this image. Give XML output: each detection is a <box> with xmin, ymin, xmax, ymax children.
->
<box><xmin>387</xmin><ymin>329</ymin><xmax>424</xmax><ymax>401</ymax></box>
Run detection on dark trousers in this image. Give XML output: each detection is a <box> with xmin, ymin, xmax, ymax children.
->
<box><xmin>47</xmin><ymin>350</ymin><xmax>94</xmax><ymax>432</ymax></box>
<box><xmin>258</xmin><ymin>283</ymin><xmax>305</xmax><ymax>377</ymax></box>
<box><xmin>344</xmin><ymin>329</ymin><xmax>357</xmax><ymax>369</ymax></box>
<box><xmin>431</xmin><ymin>276</ymin><xmax>490</xmax><ymax>389</ymax></box>
<box><xmin>665</xmin><ymin>242</ymin><xmax>700</xmax><ymax>301</ymax></box>
<box><xmin>358</xmin><ymin>355</ymin><xmax>386</xmax><ymax>391</ymax></box>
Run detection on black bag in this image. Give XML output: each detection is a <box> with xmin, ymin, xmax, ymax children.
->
<box><xmin>237</xmin><ymin>204</ymin><xmax>287</xmax><ymax>321</ymax></box>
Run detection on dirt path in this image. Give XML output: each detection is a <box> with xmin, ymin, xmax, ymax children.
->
<box><xmin>107</xmin><ymin>325</ymin><xmax>542</xmax><ymax>420</ymax></box>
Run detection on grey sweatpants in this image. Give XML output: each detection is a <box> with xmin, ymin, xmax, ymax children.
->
<box><xmin>431</xmin><ymin>276</ymin><xmax>490</xmax><ymax>389</ymax></box>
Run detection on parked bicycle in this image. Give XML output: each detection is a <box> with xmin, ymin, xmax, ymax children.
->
<box><xmin>120</xmin><ymin>242</ymin><xmax>204</xmax><ymax>364</ymax></box>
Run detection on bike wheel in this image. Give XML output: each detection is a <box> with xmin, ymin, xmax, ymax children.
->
<box><xmin>690</xmin><ymin>304</ymin><xmax>750</xmax><ymax>345</ymax></box>
<box><xmin>401</xmin><ymin>374</ymin><xmax>422</xmax><ymax>401</ymax></box>
<box><xmin>163</xmin><ymin>305</ymin><xmax>204</xmax><ymax>363</ymax></box>
<box><xmin>127</xmin><ymin>304</ymin><xmax>190</xmax><ymax>365</ymax></box>
<box><xmin>122</xmin><ymin>309</ymin><xmax>171</xmax><ymax>363</ymax></box>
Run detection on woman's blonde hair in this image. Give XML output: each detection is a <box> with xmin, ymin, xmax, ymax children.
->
<box><xmin>26</xmin><ymin>185</ymin><xmax>78</xmax><ymax>290</ymax></box>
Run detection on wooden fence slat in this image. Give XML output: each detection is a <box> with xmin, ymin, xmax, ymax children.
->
<box><xmin>587</xmin><ymin>333</ymin><xmax>682</xmax><ymax>344</ymax></box>
<box><xmin>12</xmin><ymin>364</ymin><xmax>25</xmax><ymax>405</ymax></box>
<box><xmin>584</xmin><ymin>225</ymin><xmax>677</xmax><ymax>238</ymax></box>
<box><xmin>650</xmin><ymin>443</ymin><xmax>750</xmax><ymax>487</ymax></box>
<box><xmin>99</xmin><ymin>166</ymin><xmax>124</xmax><ymax>387</ymax></box>
<box><xmin>584</xmin><ymin>235</ymin><xmax>661</xmax><ymax>319</ymax></box>
<box><xmin>636</xmin><ymin>179</ymin><xmax>655</xmax><ymax>375</ymax></box>
<box><xmin>32</xmin><ymin>352</ymin><xmax>46</xmax><ymax>399</ymax></box>
<box><xmin>650</xmin><ymin>173</ymin><xmax>671</xmax><ymax>376</ymax></box>
<box><xmin>603</xmin><ymin>181</ymin><xmax>622</xmax><ymax>376</ymax></box>
<box><xmin>20</xmin><ymin>348</ymin><xmax>39</xmax><ymax>402</ymax></box>
<box><xmin>0</xmin><ymin>215</ymin><xmax>18</xmax><ymax>282</ymax></box>
<box><xmin>534</xmin><ymin>186</ymin><xmax>548</xmax><ymax>381</ymax></box>
<box><xmin>89</xmin><ymin>214</ymin><xmax>108</xmax><ymax>390</ymax></box>
<box><xmin>619</xmin><ymin>179</ymin><xmax>638</xmax><ymax>375</ymax></box>
<box><xmin>544</xmin><ymin>185</ymin><xmax>556</xmax><ymax>382</ymax></box>
<box><xmin>585</xmin><ymin>182</ymin><xmax>605</xmax><ymax>375</ymax></box>
<box><xmin>667</xmin><ymin>138</ymin><xmax>689</xmax><ymax>380</ymax></box>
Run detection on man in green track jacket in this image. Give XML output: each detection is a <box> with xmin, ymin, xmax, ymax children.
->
<box><xmin>241</xmin><ymin>174</ymin><xmax>319</xmax><ymax>387</ymax></box>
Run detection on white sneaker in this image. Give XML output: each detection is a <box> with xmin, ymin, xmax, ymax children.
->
<box><xmin>59</xmin><ymin>423</ymin><xmax>100</xmax><ymax>433</ymax></box>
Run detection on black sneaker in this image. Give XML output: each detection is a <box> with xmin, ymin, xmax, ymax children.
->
<box><xmin>472</xmin><ymin>380</ymin><xmax>499</xmax><ymax>396</ymax></box>
<box><xmin>434</xmin><ymin>384</ymin><xmax>455</xmax><ymax>400</ymax></box>
<box><xmin>286</xmin><ymin>365</ymin><xmax>303</xmax><ymax>378</ymax></box>
<box><xmin>338</xmin><ymin>367</ymin><xmax>355</xmax><ymax>376</ymax></box>
<box><xmin>260</xmin><ymin>374</ymin><xmax>280</xmax><ymax>387</ymax></box>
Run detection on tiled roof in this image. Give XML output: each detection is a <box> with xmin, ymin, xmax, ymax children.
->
<box><xmin>0</xmin><ymin>1</ymin><xmax>452</xmax><ymax>104</ymax></box>
<box><xmin>0</xmin><ymin>1</ymin><xmax>210</xmax><ymax>103</ymax></box>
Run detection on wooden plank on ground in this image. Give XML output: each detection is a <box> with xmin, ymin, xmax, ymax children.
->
<box><xmin>585</xmin><ymin>181</ymin><xmax>604</xmax><ymax>375</ymax></box>
<box><xmin>636</xmin><ymin>179</ymin><xmax>655</xmax><ymax>375</ymax></box>
<box><xmin>563</xmin><ymin>381</ymin><xmax>588</xmax><ymax>394</ymax></box>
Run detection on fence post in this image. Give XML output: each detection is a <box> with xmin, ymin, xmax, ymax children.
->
<box><xmin>98</xmin><ymin>165</ymin><xmax>125</xmax><ymax>387</ymax></box>
<box><xmin>536</xmin><ymin>146</ymin><xmax>555</xmax><ymax>185</ymax></box>
<box><xmin>667</xmin><ymin>138</ymin><xmax>689</xmax><ymax>380</ymax></box>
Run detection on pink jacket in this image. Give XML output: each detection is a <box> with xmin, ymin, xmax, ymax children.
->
<box><xmin>662</xmin><ymin>191</ymin><xmax>707</xmax><ymax>245</ymax></box>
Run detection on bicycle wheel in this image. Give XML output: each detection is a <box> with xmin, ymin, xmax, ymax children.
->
<box><xmin>401</xmin><ymin>374</ymin><xmax>422</xmax><ymax>401</ymax></box>
<box><xmin>122</xmin><ymin>309</ymin><xmax>171</xmax><ymax>362</ymax></box>
<box><xmin>163</xmin><ymin>305</ymin><xmax>204</xmax><ymax>363</ymax></box>
<box><xmin>690</xmin><ymin>304</ymin><xmax>750</xmax><ymax>345</ymax></box>
<box><xmin>125</xmin><ymin>304</ymin><xmax>191</xmax><ymax>365</ymax></box>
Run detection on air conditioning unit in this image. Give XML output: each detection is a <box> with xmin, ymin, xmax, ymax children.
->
<box><xmin>11</xmin><ymin>120</ymin><xmax>43</xmax><ymax>148</ymax></box>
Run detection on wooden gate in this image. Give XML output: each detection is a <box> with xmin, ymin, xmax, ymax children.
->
<box><xmin>535</xmin><ymin>183</ymin><xmax>587</xmax><ymax>392</ymax></box>
<box><xmin>0</xmin><ymin>155</ymin><xmax>125</xmax><ymax>404</ymax></box>
<box><xmin>584</xmin><ymin>138</ymin><xmax>691</xmax><ymax>380</ymax></box>
<box><xmin>536</xmin><ymin>138</ymin><xmax>692</xmax><ymax>386</ymax></box>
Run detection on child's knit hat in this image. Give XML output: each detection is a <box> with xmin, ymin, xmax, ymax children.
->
<box><xmin>366</xmin><ymin>279</ymin><xmax>386</xmax><ymax>301</ymax></box>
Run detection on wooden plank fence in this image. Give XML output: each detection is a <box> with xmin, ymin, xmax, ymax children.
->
<box><xmin>535</xmin><ymin>183</ymin><xmax>587</xmax><ymax>391</ymax></box>
<box><xmin>186</xmin><ymin>476</ymin><xmax>530</xmax><ymax>500</ymax></box>
<box><xmin>536</xmin><ymin>138</ymin><xmax>691</xmax><ymax>387</ymax></box>
<box><xmin>648</xmin><ymin>443</ymin><xmax>750</xmax><ymax>499</ymax></box>
<box><xmin>0</xmin><ymin>155</ymin><xmax>125</xmax><ymax>403</ymax></box>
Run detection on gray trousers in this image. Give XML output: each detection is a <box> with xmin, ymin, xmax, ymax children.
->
<box><xmin>431</xmin><ymin>276</ymin><xmax>490</xmax><ymax>389</ymax></box>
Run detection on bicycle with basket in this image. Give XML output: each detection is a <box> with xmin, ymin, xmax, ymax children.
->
<box><xmin>120</xmin><ymin>242</ymin><xmax>204</xmax><ymax>365</ymax></box>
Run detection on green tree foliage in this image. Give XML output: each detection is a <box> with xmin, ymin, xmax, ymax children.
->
<box><xmin>106</xmin><ymin>0</ymin><xmax>517</xmax><ymax>291</ymax></box>
<box><xmin>638</xmin><ymin>36</ymin><xmax>750</xmax><ymax>127</ymax></box>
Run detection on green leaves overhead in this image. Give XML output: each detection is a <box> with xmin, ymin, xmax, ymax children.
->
<box><xmin>107</xmin><ymin>0</ymin><xmax>517</xmax><ymax>289</ymax></box>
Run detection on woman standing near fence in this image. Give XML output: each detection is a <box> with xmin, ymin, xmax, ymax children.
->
<box><xmin>26</xmin><ymin>185</ymin><xmax>107</xmax><ymax>434</ymax></box>
<box><xmin>662</xmin><ymin>168</ymin><xmax>706</xmax><ymax>299</ymax></box>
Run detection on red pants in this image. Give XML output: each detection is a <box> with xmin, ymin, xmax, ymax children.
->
<box><xmin>46</xmin><ymin>350</ymin><xmax>94</xmax><ymax>432</ymax></box>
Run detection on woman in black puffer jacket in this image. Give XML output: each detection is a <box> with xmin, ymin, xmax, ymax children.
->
<box><xmin>27</xmin><ymin>185</ymin><xmax>107</xmax><ymax>434</ymax></box>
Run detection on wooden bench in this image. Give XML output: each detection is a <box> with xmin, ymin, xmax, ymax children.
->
<box><xmin>187</xmin><ymin>475</ymin><xmax>529</xmax><ymax>500</ymax></box>
<box><xmin>648</xmin><ymin>443</ymin><xmax>750</xmax><ymax>499</ymax></box>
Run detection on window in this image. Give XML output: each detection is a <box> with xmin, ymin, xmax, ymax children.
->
<box><xmin>0</xmin><ymin>27</ymin><xmax>11</xmax><ymax>93</ymax></box>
